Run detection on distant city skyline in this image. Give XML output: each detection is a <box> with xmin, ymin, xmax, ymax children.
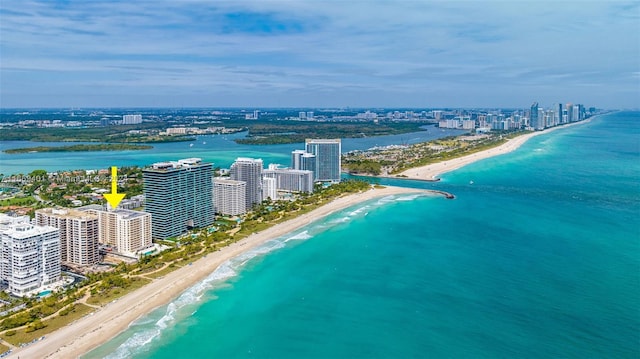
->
<box><xmin>1</xmin><ymin>1</ymin><xmax>638</xmax><ymax>109</ymax></box>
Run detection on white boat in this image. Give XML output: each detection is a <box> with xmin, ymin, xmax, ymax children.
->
<box><xmin>189</xmin><ymin>143</ymin><xmax>194</xmax><ymax>147</ymax></box>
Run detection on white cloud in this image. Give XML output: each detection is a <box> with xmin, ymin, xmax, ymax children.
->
<box><xmin>0</xmin><ymin>0</ymin><xmax>638</xmax><ymax>107</ymax></box>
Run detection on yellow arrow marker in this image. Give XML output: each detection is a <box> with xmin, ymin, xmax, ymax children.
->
<box><xmin>103</xmin><ymin>166</ymin><xmax>125</xmax><ymax>209</ymax></box>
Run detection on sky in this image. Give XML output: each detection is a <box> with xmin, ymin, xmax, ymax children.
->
<box><xmin>0</xmin><ymin>0</ymin><xmax>638</xmax><ymax>109</ymax></box>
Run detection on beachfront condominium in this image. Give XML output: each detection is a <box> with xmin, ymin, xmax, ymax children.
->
<box><xmin>262</xmin><ymin>176</ymin><xmax>277</xmax><ymax>201</ymax></box>
<box><xmin>85</xmin><ymin>208</ymin><xmax>152</xmax><ymax>257</ymax></box>
<box><xmin>35</xmin><ymin>208</ymin><xmax>99</xmax><ymax>266</ymax></box>
<box><xmin>530</xmin><ymin>102</ymin><xmax>542</xmax><ymax>130</ymax></box>
<box><xmin>230</xmin><ymin>157</ymin><xmax>263</xmax><ymax>209</ymax></box>
<box><xmin>143</xmin><ymin>158</ymin><xmax>214</xmax><ymax>240</ymax></box>
<box><xmin>305</xmin><ymin>139</ymin><xmax>341</xmax><ymax>182</ymax></box>
<box><xmin>0</xmin><ymin>214</ymin><xmax>61</xmax><ymax>296</ymax></box>
<box><xmin>291</xmin><ymin>150</ymin><xmax>316</xmax><ymax>173</ymax></box>
<box><xmin>263</xmin><ymin>167</ymin><xmax>314</xmax><ymax>194</ymax></box>
<box><xmin>213</xmin><ymin>178</ymin><xmax>247</xmax><ymax>216</ymax></box>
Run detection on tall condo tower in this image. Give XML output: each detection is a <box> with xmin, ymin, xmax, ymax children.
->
<box><xmin>291</xmin><ymin>150</ymin><xmax>316</xmax><ymax>173</ymax></box>
<box><xmin>0</xmin><ymin>214</ymin><xmax>61</xmax><ymax>296</ymax></box>
<box><xmin>305</xmin><ymin>139</ymin><xmax>341</xmax><ymax>182</ymax></box>
<box><xmin>230</xmin><ymin>158</ymin><xmax>263</xmax><ymax>209</ymax></box>
<box><xmin>85</xmin><ymin>208</ymin><xmax>152</xmax><ymax>256</ymax></box>
<box><xmin>530</xmin><ymin>102</ymin><xmax>542</xmax><ymax>130</ymax></box>
<box><xmin>143</xmin><ymin>158</ymin><xmax>213</xmax><ymax>240</ymax></box>
<box><xmin>35</xmin><ymin>208</ymin><xmax>99</xmax><ymax>266</ymax></box>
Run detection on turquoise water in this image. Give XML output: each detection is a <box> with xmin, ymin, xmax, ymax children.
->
<box><xmin>85</xmin><ymin>112</ymin><xmax>638</xmax><ymax>358</ymax></box>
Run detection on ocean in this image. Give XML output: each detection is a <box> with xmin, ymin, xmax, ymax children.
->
<box><xmin>82</xmin><ymin>111</ymin><xmax>637</xmax><ymax>358</ymax></box>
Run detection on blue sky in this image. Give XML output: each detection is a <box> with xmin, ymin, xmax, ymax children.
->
<box><xmin>0</xmin><ymin>0</ymin><xmax>638</xmax><ymax>108</ymax></box>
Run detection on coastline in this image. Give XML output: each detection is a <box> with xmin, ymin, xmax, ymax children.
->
<box><xmin>395</xmin><ymin>119</ymin><xmax>592</xmax><ymax>181</ymax></box>
<box><xmin>12</xmin><ymin>185</ymin><xmax>433</xmax><ymax>359</ymax></box>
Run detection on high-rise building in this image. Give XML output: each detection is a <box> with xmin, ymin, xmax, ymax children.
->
<box><xmin>291</xmin><ymin>150</ymin><xmax>307</xmax><ymax>170</ymax></box>
<box><xmin>35</xmin><ymin>208</ymin><xmax>99</xmax><ymax>266</ymax></box>
<box><xmin>0</xmin><ymin>214</ymin><xmax>61</xmax><ymax>296</ymax></box>
<box><xmin>300</xmin><ymin>153</ymin><xmax>316</xmax><ymax>173</ymax></box>
<box><xmin>85</xmin><ymin>209</ymin><xmax>152</xmax><ymax>256</ymax></box>
<box><xmin>262</xmin><ymin>177</ymin><xmax>278</xmax><ymax>201</ymax></box>
<box><xmin>305</xmin><ymin>139</ymin><xmax>341</xmax><ymax>182</ymax></box>
<box><xmin>263</xmin><ymin>168</ymin><xmax>314</xmax><ymax>194</ymax></box>
<box><xmin>143</xmin><ymin>158</ymin><xmax>214</xmax><ymax>240</ymax></box>
<box><xmin>298</xmin><ymin>111</ymin><xmax>307</xmax><ymax>120</ymax></box>
<box><xmin>572</xmin><ymin>105</ymin><xmax>580</xmax><ymax>122</ymax></box>
<box><xmin>213</xmin><ymin>178</ymin><xmax>247</xmax><ymax>216</ymax></box>
<box><xmin>122</xmin><ymin>114</ymin><xmax>142</xmax><ymax>125</ymax></box>
<box><xmin>566</xmin><ymin>103</ymin><xmax>573</xmax><ymax>123</ymax></box>
<box><xmin>530</xmin><ymin>102</ymin><xmax>542</xmax><ymax>130</ymax></box>
<box><xmin>557</xmin><ymin>103</ymin><xmax>564</xmax><ymax>124</ymax></box>
<box><xmin>292</xmin><ymin>150</ymin><xmax>317</xmax><ymax>173</ymax></box>
<box><xmin>230</xmin><ymin>158</ymin><xmax>263</xmax><ymax>209</ymax></box>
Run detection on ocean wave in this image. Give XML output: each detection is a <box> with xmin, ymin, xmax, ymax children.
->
<box><xmin>329</xmin><ymin>216</ymin><xmax>352</xmax><ymax>224</ymax></box>
<box><xmin>105</xmin><ymin>238</ymin><xmax>294</xmax><ymax>357</ymax></box>
<box><xmin>284</xmin><ymin>230</ymin><xmax>313</xmax><ymax>242</ymax></box>
<box><xmin>375</xmin><ymin>194</ymin><xmax>423</xmax><ymax>205</ymax></box>
<box><xmin>105</xmin><ymin>327</ymin><xmax>162</xmax><ymax>359</ymax></box>
<box><xmin>394</xmin><ymin>194</ymin><xmax>422</xmax><ymax>201</ymax></box>
<box><xmin>349</xmin><ymin>205</ymin><xmax>369</xmax><ymax>216</ymax></box>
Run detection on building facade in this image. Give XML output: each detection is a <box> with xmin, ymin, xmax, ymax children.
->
<box><xmin>230</xmin><ymin>158</ymin><xmax>263</xmax><ymax>209</ymax></box>
<box><xmin>86</xmin><ymin>209</ymin><xmax>152</xmax><ymax>256</ymax></box>
<box><xmin>530</xmin><ymin>102</ymin><xmax>543</xmax><ymax>130</ymax></box>
<box><xmin>262</xmin><ymin>176</ymin><xmax>278</xmax><ymax>201</ymax></box>
<box><xmin>0</xmin><ymin>214</ymin><xmax>61</xmax><ymax>296</ymax></box>
<box><xmin>213</xmin><ymin>178</ymin><xmax>247</xmax><ymax>216</ymax></box>
<box><xmin>305</xmin><ymin>139</ymin><xmax>341</xmax><ymax>182</ymax></box>
<box><xmin>35</xmin><ymin>208</ymin><xmax>99</xmax><ymax>266</ymax></box>
<box><xmin>143</xmin><ymin>158</ymin><xmax>214</xmax><ymax>240</ymax></box>
<box><xmin>263</xmin><ymin>168</ymin><xmax>315</xmax><ymax>194</ymax></box>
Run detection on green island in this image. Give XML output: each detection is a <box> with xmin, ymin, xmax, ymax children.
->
<box><xmin>0</xmin><ymin>120</ymin><xmax>429</xmax><ymax>146</ymax></box>
<box><xmin>0</xmin><ymin>180</ymin><xmax>372</xmax><ymax>348</ymax></box>
<box><xmin>4</xmin><ymin>144</ymin><xmax>154</xmax><ymax>154</ymax></box>
<box><xmin>234</xmin><ymin>121</ymin><xmax>428</xmax><ymax>145</ymax></box>
<box><xmin>0</xmin><ymin>123</ymin><xmax>194</xmax><ymax>143</ymax></box>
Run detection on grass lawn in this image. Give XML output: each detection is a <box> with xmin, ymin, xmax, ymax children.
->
<box><xmin>86</xmin><ymin>277</ymin><xmax>151</xmax><ymax>306</ymax></box>
<box><xmin>145</xmin><ymin>265</ymin><xmax>180</xmax><ymax>279</ymax></box>
<box><xmin>1</xmin><ymin>303</ymin><xmax>95</xmax><ymax>346</ymax></box>
<box><xmin>0</xmin><ymin>343</ymin><xmax>9</xmax><ymax>354</ymax></box>
<box><xmin>0</xmin><ymin>196</ymin><xmax>36</xmax><ymax>206</ymax></box>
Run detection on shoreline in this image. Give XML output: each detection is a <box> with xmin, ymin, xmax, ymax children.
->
<box><xmin>394</xmin><ymin>119</ymin><xmax>592</xmax><ymax>181</ymax></box>
<box><xmin>12</xmin><ymin>186</ymin><xmax>436</xmax><ymax>358</ymax></box>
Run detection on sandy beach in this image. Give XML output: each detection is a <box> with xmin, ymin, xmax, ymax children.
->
<box><xmin>12</xmin><ymin>185</ymin><xmax>431</xmax><ymax>359</ymax></box>
<box><xmin>398</xmin><ymin>120</ymin><xmax>591</xmax><ymax>181</ymax></box>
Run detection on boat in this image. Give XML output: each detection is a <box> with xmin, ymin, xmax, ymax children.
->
<box><xmin>189</xmin><ymin>143</ymin><xmax>194</xmax><ymax>147</ymax></box>
<box><xmin>202</xmin><ymin>141</ymin><xmax>206</xmax><ymax>144</ymax></box>
<box><xmin>469</xmin><ymin>180</ymin><xmax>474</xmax><ymax>185</ymax></box>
